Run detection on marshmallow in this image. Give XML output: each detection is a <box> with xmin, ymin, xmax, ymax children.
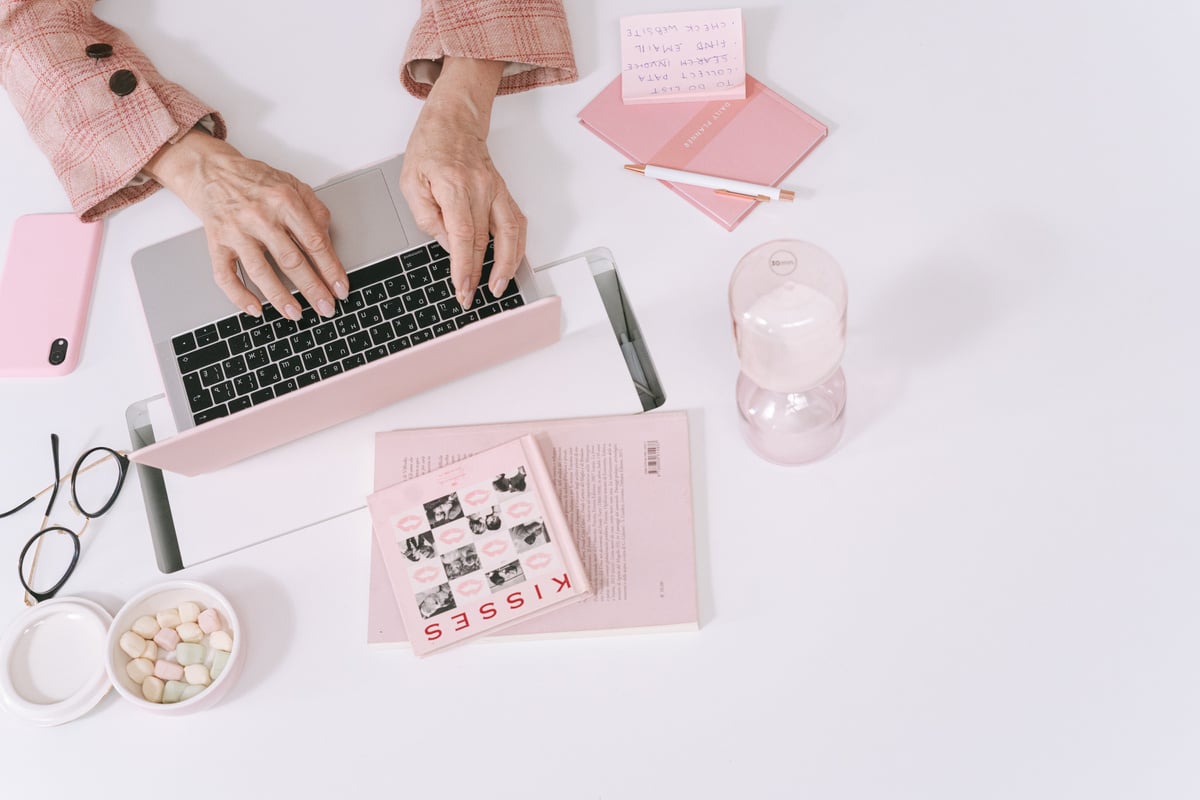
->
<box><xmin>180</xmin><ymin>684</ymin><xmax>205</xmax><ymax>701</ymax></box>
<box><xmin>131</xmin><ymin>615</ymin><xmax>160</xmax><ymax>639</ymax></box>
<box><xmin>119</xmin><ymin>631</ymin><xmax>147</xmax><ymax>659</ymax></box>
<box><xmin>153</xmin><ymin>627</ymin><xmax>180</xmax><ymax>652</ymax></box>
<box><xmin>176</xmin><ymin>622</ymin><xmax>204</xmax><ymax>643</ymax></box>
<box><xmin>140</xmin><ymin>640</ymin><xmax>157</xmax><ymax>661</ymax></box>
<box><xmin>197</xmin><ymin>608</ymin><xmax>223</xmax><ymax>634</ymax></box>
<box><xmin>175</xmin><ymin>642</ymin><xmax>206</xmax><ymax>666</ymax></box>
<box><xmin>210</xmin><ymin>630</ymin><xmax>234</xmax><ymax>652</ymax></box>
<box><xmin>162</xmin><ymin>680</ymin><xmax>188</xmax><ymax>704</ymax></box>
<box><xmin>184</xmin><ymin>664</ymin><xmax>211</xmax><ymax>686</ymax></box>
<box><xmin>153</xmin><ymin>659</ymin><xmax>184</xmax><ymax>682</ymax></box>
<box><xmin>210</xmin><ymin>650</ymin><xmax>230</xmax><ymax>679</ymax></box>
<box><xmin>142</xmin><ymin>676</ymin><xmax>164</xmax><ymax>703</ymax></box>
<box><xmin>126</xmin><ymin>658</ymin><xmax>154</xmax><ymax>685</ymax></box>
<box><xmin>155</xmin><ymin>608</ymin><xmax>181</xmax><ymax>629</ymax></box>
<box><xmin>178</xmin><ymin>601</ymin><xmax>201</xmax><ymax>624</ymax></box>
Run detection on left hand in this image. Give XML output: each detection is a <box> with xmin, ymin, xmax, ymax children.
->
<box><xmin>399</xmin><ymin>57</ymin><xmax>526</xmax><ymax>310</ymax></box>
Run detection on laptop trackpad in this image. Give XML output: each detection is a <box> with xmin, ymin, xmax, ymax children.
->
<box><xmin>318</xmin><ymin>168</ymin><xmax>412</xmax><ymax>271</ymax></box>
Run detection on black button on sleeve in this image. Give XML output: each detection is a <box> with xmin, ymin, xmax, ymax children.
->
<box><xmin>85</xmin><ymin>43</ymin><xmax>113</xmax><ymax>60</ymax></box>
<box><xmin>108</xmin><ymin>69</ymin><xmax>137</xmax><ymax>97</ymax></box>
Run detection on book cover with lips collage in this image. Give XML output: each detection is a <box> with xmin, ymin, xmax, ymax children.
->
<box><xmin>366</xmin><ymin>434</ymin><xmax>592</xmax><ymax>656</ymax></box>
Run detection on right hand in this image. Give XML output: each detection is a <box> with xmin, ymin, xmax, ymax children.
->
<box><xmin>144</xmin><ymin>130</ymin><xmax>348</xmax><ymax>320</ymax></box>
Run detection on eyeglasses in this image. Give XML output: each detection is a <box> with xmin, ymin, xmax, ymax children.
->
<box><xmin>1</xmin><ymin>433</ymin><xmax>129</xmax><ymax>605</ymax></box>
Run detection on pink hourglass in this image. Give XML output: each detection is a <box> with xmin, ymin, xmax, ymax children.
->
<box><xmin>728</xmin><ymin>240</ymin><xmax>848</xmax><ymax>464</ymax></box>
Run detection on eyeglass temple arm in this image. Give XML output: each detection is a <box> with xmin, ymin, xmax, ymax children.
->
<box><xmin>44</xmin><ymin>433</ymin><xmax>61</xmax><ymax>518</ymax></box>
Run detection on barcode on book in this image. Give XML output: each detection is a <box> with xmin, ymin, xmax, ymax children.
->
<box><xmin>644</xmin><ymin>440</ymin><xmax>660</xmax><ymax>476</ymax></box>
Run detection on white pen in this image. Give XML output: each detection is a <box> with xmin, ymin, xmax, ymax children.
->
<box><xmin>624</xmin><ymin>163</ymin><xmax>795</xmax><ymax>202</ymax></box>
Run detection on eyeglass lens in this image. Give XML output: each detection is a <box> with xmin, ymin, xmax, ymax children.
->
<box><xmin>71</xmin><ymin>447</ymin><xmax>128</xmax><ymax>518</ymax></box>
<box><xmin>19</xmin><ymin>526</ymin><xmax>81</xmax><ymax>603</ymax></box>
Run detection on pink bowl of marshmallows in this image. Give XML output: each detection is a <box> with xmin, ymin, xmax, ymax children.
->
<box><xmin>104</xmin><ymin>580</ymin><xmax>243</xmax><ymax>714</ymax></box>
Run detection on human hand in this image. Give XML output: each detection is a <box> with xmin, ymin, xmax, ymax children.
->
<box><xmin>400</xmin><ymin>57</ymin><xmax>525</xmax><ymax>310</ymax></box>
<box><xmin>144</xmin><ymin>130</ymin><xmax>348</xmax><ymax>319</ymax></box>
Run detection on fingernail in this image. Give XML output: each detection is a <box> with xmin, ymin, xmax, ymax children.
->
<box><xmin>244</xmin><ymin>303</ymin><xmax>261</xmax><ymax>317</ymax></box>
<box><xmin>334</xmin><ymin>281</ymin><xmax>348</xmax><ymax>300</ymax></box>
<box><xmin>284</xmin><ymin>303</ymin><xmax>302</xmax><ymax>321</ymax></box>
<box><xmin>490</xmin><ymin>278</ymin><xmax>507</xmax><ymax>297</ymax></box>
<box><xmin>317</xmin><ymin>298</ymin><xmax>335</xmax><ymax>317</ymax></box>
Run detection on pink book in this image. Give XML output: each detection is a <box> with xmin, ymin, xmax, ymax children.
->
<box><xmin>367</xmin><ymin>435</ymin><xmax>591</xmax><ymax>656</ymax></box>
<box><xmin>578</xmin><ymin>74</ymin><xmax>828</xmax><ymax>231</ymax></box>
<box><xmin>368</xmin><ymin>411</ymin><xmax>698</xmax><ymax>647</ymax></box>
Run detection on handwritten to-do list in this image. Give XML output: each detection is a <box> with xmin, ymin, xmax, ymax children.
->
<box><xmin>620</xmin><ymin>8</ymin><xmax>746</xmax><ymax>105</ymax></box>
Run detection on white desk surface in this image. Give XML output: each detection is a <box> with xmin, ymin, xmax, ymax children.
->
<box><xmin>2</xmin><ymin>1</ymin><xmax>1198</xmax><ymax>797</ymax></box>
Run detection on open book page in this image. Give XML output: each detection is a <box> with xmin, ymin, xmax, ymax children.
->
<box><xmin>369</xmin><ymin>411</ymin><xmax>697</xmax><ymax>645</ymax></box>
<box><xmin>367</xmin><ymin>435</ymin><xmax>591</xmax><ymax>656</ymax></box>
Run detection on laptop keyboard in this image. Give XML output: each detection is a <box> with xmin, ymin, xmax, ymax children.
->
<box><xmin>170</xmin><ymin>239</ymin><xmax>525</xmax><ymax>427</ymax></box>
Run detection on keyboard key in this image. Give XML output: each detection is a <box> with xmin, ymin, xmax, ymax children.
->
<box><xmin>177</xmin><ymin>340</ymin><xmax>230</xmax><ymax>374</ymax></box>
<box><xmin>436</xmin><ymin>299</ymin><xmax>462</xmax><ymax>320</ymax></box>
<box><xmin>344</xmin><ymin>290</ymin><xmax>367</xmax><ymax>312</ymax></box>
<box><xmin>220</xmin><ymin>355</ymin><xmax>248</xmax><ymax>378</ymax></box>
<box><xmin>484</xmin><ymin>239</ymin><xmax>495</xmax><ymax>261</ymax></box>
<box><xmin>478</xmin><ymin>302</ymin><xmax>502</xmax><ymax>319</ymax></box>
<box><xmin>500</xmin><ymin>295</ymin><xmax>525</xmax><ymax>311</ymax></box>
<box><xmin>362</xmin><ymin>285</ymin><xmax>387</xmax><ymax>305</ymax></box>
<box><xmin>228</xmin><ymin>395</ymin><xmax>252</xmax><ymax>413</ymax></box>
<box><xmin>324</xmin><ymin>340</ymin><xmax>350</xmax><ymax>362</ymax></box>
<box><xmin>402</xmin><ymin>289</ymin><xmax>428</xmax><ymax>313</ymax></box>
<box><xmin>279</xmin><ymin>355</ymin><xmax>304</xmax><ymax>378</ymax></box>
<box><xmin>392</xmin><ymin>314</ymin><xmax>418</xmax><ymax>335</ymax></box>
<box><xmin>408</xmin><ymin>266</ymin><xmax>432</xmax><ymax>288</ymax></box>
<box><xmin>357</xmin><ymin>306</ymin><xmax>384</xmax><ymax>329</ymax></box>
<box><xmin>172</xmin><ymin>332</ymin><xmax>197</xmax><ymax>355</ymax></box>
<box><xmin>228</xmin><ymin>331</ymin><xmax>253</xmax><ymax>355</ymax></box>
<box><xmin>318</xmin><ymin>362</ymin><xmax>344</xmax><ymax>380</ymax></box>
<box><xmin>289</xmin><ymin>330</ymin><xmax>316</xmax><ymax>353</ymax></box>
<box><xmin>347</xmin><ymin>256</ymin><xmax>401</xmax><ymax>292</ymax></box>
<box><xmin>194</xmin><ymin>405</ymin><xmax>227</xmax><ymax>425</ymax></box>
<box><xmin>457</xmin><ymin>311</ymin><xmax>480</xmax><ymax>328</ymax></box>
<box><xmin>384</xmin><ymin>275</ymin><xmax>409</xmax><ymax>296</ymax></box>
<box><xmin>429</xmin><ymin>258</ymin><xmax>450</xmax><ymax>282</ymax></box>
<box><xmin>187</xmin><ymin>387</ymin><xmax>213</xmax><ymax>414</ymax></box>
<box><xmin>432</xmin><ymin>321</ymin><xmax>456</xmax><ymax>337</ymax></box>
<box><xmin>368</xmin><ymin>323</ymin><xmax>395</xmax><ymax>345</ymax></box>
<box><xmin>263</xmin><ymin>304</ymin><xmax>282</xmax><ymax>322</ymax></box>
<box><xmin>401</xmin><ymin>247</ymin><xmax>432</xmax><ymax>270</ymax></box>
<box><xmin>347</xmin><ymin>332</ymin><xmax>373</xmax><ymax>353</ymax></box>
<box><xmin>469</xmin><ymin>289</ymin><xmax>487</xmax><ymax>310</ymax></box>
<box><xmin>364</xmin><ymin>345</ymin><xmax>389</xmax><ymax>362</ymax></box>
<box><xmin>194</xmin><ymin>324</ymin><xmax>220</xmax><ymax>346</ymax></box>
<box><xmin>183</xmin><ymin>371</ymin><xmax>204</xmax><ymax>397</ymax></box>
<box><xmin>312</xmin><ymin>321</ymin><xmax>337</xmax><ymax>345</ymax></box>
<box><xmin>426</xmin><ymin>280</ymin><xmax>452</xmax><ymax>303</ymax></box>
<box><xmin>387</xmin><ymin>336</ymin><xmax>411</xmax><ymax>354</ymax></box>
<box><xmin>249</xmin><ymin>326</ymin><xmax>275</xmax><ymax>347</ymax></box>
<box><xmin>297</xmin><ymin>370</ymin><xmax>321</xmax><ymax>388</ymax></box>
<box><xmin>298</xmin><ymin>308</ymin><xmax>321</xmax><ymax>330</ymax></box>
<box><xmin>217</xmin><ymin>316</ymin><xmax>241</xmax><ymax>338</ymax></box>
<box><xmin>249</xmin><ymin>387</ymin><xmax>275</xmax><ymax>405</ymax></box>
<box><xmin>274</xmin><ymin>378</ymin><xmax>299</xmax><ymax>396</ymax></box>
<box><xmin>272</xmin><ymin>318</ymin><xmax>298</xmax><ymax>338</ymax></box>
<box><xmin>416</xmin><ymin>307</ymin><xmax>440</xmax><ymax>328</ymax></box>
<box><xmin>410</xmin><ymin>329</ymin><xmax>433</xmax><ymax>345</ymax></box>
<box><xmin>239</xmin><ymin>312</ymin><xmax>265</xmax><ymax>330</ymax></box>
<box><xmin>341</xmin><ymin>353</ymin><xmax>367</xmax><ymax>371</ymax></box>
<box><xmin>500</xmin><ymin>280</ymin><xmax>521</xmax><ymax>298</ymax></box>
<box><xmin>334</xmin><ymin>316</ymin><xmax>360</xmax><ymax>337</ymax></box>
<box><xmin>380</xmin><ymin>298</ymin><xmax>406</xmax><ymax>319</ymax></box>
<box><xmin>233</xmin><ymin>373</ymin><xmax>259</xmax><ymax>395</ymax></box>
<box><xmin>428</xmin><ymin>240</ymin><xmax>449</xmax><ymax>260</ymax></box>
<box><xmin>301</xmin><ymin>349</ymin><xmax>327</xmax><ymax>371</ymax></box>
<box><xmin>479</xmin><ymin>260</ymin><xmax>494</xmax><ymax>286</ymax></box>
<box><xmin>266</xmin><ymin>339</ymin><xmax>293</xmax><ymax>361</ymax></box>
<box><xmin>245</xmin><ymin>347</ymin><xmax>270</xmax><ymax>370</ymax></box>
<box><xmin>212</xmin><ymin>381</ymin><xmax>236</xmax><ymax>405</ymax></box>
<box><xmin>255</xmin><ymin>364</ymin><xmax>282</xmax><ymax>386</ymax></box>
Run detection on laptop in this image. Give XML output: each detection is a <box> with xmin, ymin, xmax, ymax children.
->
<box><xmin>128</xmin><ymin>154</ymin><xmax>562</xmax><ymax>476</ymax></box>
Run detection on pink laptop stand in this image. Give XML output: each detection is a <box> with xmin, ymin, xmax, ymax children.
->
<box><xmin>130</xmin><ymin>297</ymin><xmax>563</xmax><ymax>476</ymax></box>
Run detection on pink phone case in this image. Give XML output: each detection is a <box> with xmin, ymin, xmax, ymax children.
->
<box><xmin>0</xmin><ymin>214</ymin><xmax>104</xmax><ymax>377</ymax></box>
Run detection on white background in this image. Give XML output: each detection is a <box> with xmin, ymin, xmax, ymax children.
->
<box><xmin>1</xmin><ymin>1</ymin><xmax>1198</xmax><ymax>797</ymax></box>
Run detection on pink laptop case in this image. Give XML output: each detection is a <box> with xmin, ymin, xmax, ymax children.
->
<box><xmin>578</xmin><ymin>75</ymin><xmax>828</xmax><ymax>231</ymax></box>
<box><xmin>130</xmin><ymin>297</ymin><xmax>562</xmax><ymax>476</ymax></box>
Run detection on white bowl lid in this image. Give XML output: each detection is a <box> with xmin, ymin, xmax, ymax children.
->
<box><xmin>0</xmin><ymin>597</ymin><xmax>113</xmax><ymax>726</ymax></box>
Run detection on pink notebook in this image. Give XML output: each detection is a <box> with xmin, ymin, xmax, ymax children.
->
<box><xmin>367</xmin><ymin>434</ymin><xmax>592</xmax><ymax>656</ymax></box>
<box><xmin>578</xmin><ymin>74</ymin><xmax>828</xmax><ymax>230</ymax></box>
<box><xmin>368</xmin><ymin>412</ymin><xmax>698</xmax><ymax>647</ymax></box>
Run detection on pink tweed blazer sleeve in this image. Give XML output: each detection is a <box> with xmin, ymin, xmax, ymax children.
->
<box><xmin>402</xmin><ymin>0</ymin><xmax>577</xmax><ymax>98</ymax></box>
<box><xmin>0</xmin><ymin>0</ymin><xmax>225</xmax><ymax>221</ymax></box>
